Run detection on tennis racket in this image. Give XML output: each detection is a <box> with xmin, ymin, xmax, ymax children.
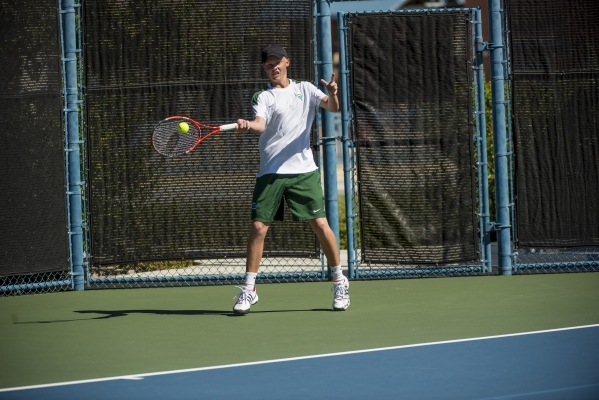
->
<box><xmin>152</xmin><ymin>116</ymin><xmax>238</xmax><ymax>157</ymax></box>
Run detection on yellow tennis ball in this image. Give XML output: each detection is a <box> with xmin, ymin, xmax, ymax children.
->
<box><xmin>178</xmin><ymin>122</ymin><xmax>189</xmax><ymax>134</ymax></box>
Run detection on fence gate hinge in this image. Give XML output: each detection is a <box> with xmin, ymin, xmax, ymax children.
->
<box><xmin>485</xmin><ymin>221</ymin><xmax>500</xmax><ymax>233</ymax></box>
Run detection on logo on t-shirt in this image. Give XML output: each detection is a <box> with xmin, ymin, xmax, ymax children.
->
<box><xmin>295</xmin><ymin>93</ymin><xmax>303</xmax><ymax>101</ymax></box>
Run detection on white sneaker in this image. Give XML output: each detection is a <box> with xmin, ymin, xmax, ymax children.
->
<box><xmin>233</xmin><ymin>286</ymin><xmax>259</xmax><ymax>315</ymax></box>
<box><xmin>332</xmin><ymin>276</ymin><xmax>350</xmax><ymax>311</ymax></box>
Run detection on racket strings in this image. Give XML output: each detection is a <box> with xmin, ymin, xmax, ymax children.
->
<box><xmin>153</xmin><ymin>119</ymin><xmax>202</xmax><ymax>157</ymax></box>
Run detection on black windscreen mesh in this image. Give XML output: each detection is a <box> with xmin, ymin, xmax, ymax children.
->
<box><xmin>0</xmin><ymin>0</ymin><xmax>69</xmax><ymax>276</ymax></box>
<box><xmin>509</xmin><ymin>0</ymin><xmax>599</xmax><ymax>247</ymax></box>
<box><xmin>84</xmin><ymin>0</ymin><xmax>316</xmax><ymax>265</ymax></box>
<box><xmin>349</xmin><ymin>11</ymin><xmax>478</xmax><ymax>264</ymax></box>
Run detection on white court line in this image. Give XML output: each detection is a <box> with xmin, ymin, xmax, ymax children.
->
<box><xmin>2</xmin><ymin>323</ymin><xmax>598</xmax><ymax>393</ymax></box>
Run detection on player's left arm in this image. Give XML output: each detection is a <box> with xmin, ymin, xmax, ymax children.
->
<box><xmin>319</xmin><ymin>73</ymin><xmax>340</xmax><ymax>113</ymax></box>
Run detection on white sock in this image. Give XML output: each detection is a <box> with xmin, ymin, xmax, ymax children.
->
<box><xmin>244</xmin><ymin>272</ymin><xmax>257</xmax><ymax>290</ymax></box>
<box><xmin>331</xmin><ymin>265</ymin><xmax>344</xmax><ymax>281</ymax></box>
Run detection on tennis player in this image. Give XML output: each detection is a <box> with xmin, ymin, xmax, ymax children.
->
<box><xmin>233</xmin><ymin>44</ymin><xmax>349</xmax><ymax>315</ymax></box>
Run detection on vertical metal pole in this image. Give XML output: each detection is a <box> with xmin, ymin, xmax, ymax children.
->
<box><xmin>61</xmin><ymin>0</ymin><xmax>85</xmax><ymax>289</ymax></box>
<box><xmin>474</xmin><ymin>9</ymin><xmax>492</xmax><ymax>273</ymax></box>
<box><xmin>313</xmin><ymin>2</ymin><xmax>326</xmax><ymax>280</ymax></box>
<box><xmin>488</xmin><ymin>0</ymin><xmax>512</xmax><ymax>275</ymax></box>
<box><xmin>337</xmin><ymin>12</ymin><xmax>356</xmax><ymax>279</ymax></box>
<box><xmin>317</xmin><ymin>0</ymin><xmax>340</xmax><ymax>271</ymax></box>
<box><xmin>502</xmin><ymin>4</ymin><xmax>517</xmax><ymax>272</ymax></box>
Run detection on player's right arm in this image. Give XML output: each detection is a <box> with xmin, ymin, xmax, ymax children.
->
<box><xmin>237</xmin><ymin>89</ymin><xmax>270</xmax><ymax>133</ymax></box>
<box><xmin>236</xmin><ymin>117</ymin><xmax>266</xmax><ymax>134</ymax></box>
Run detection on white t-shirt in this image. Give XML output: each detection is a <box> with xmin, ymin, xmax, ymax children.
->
<box><xmin>252</xmin><ymin>79</ymin><xmax>326</xmax><ymax>177</ymax></box>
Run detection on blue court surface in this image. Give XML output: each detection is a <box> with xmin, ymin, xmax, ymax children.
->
<box><xmin>1</xmin><ymin>325</ymin><xmax>598</xmax><ymax>399</ymax></box>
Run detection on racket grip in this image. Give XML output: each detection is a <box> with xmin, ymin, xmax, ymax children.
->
<box><xmin>219</xmin><ymin>123</ymin><xmax>238</xmax><ymax>132</ymax></box>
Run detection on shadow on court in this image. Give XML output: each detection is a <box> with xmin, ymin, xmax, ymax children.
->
<box><xmin>14</xmin><ymin>308</ymin><xmax>335</xmax><ymax>324</ymax></box>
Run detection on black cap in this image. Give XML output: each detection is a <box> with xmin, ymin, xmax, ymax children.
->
<box><xmin>261</xmin><ymin>44</ymin><xmax>288</xmax><ymax>63</ymax></box>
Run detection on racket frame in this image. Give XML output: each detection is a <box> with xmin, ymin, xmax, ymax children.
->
<box><xmin>152</xmin><ymin>116</ymin><xmax>238</xmax><ymax>157</ymax></box>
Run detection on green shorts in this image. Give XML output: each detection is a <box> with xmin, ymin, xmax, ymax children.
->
<box><xmin>251</xmin><ymin>170</ymin><xmax>326</xmax><ymax>222</ymax></box>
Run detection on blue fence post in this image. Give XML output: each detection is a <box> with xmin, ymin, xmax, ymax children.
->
<box><xmin>488</xmin><ymin>0</ymin><xmax>512</xmax><ymax>275</ymax></box>
<box><xmin>61</xmin><ymin>0</ymin><xmax>85</xmax><ymax>290</ymax></box>
<box><xmin>474</xmin><ymin>8</ymin><xmax>492</xmax><ymax>273</ymax></box>
<box><xmin>312</xmin><ymin>11</ymin><xmax>326</xmax><ymax>280</ymax></box>
<box><xmin>317</xmin><ymin>0</ymin><xmax>340</xmax><ymax>275</ymax></box>
<box><xmin>337</xmin><ymin>12</ymin><xmax>356</xmax><ymax>279</ymax></box>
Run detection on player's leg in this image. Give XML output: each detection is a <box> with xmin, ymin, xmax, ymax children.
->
<box><xmin>233</xmin><ymin>221</ymin><xmax>269</xmax><ymax>315</ymax></box>
<box><xmin>308</xmin><ymin>217</ymin><xmax>340</xmax><ymax>267</ymax></box>
<box><xmin>246</xmin><ymin>220</ymin><xmax>269</xmax><ymax>274</ymax></box>
<box><xmin>245</xmin><ymin>220</ymin><xmax>270</xmax><ymax>289</ymax></box>
<box><xmin>285</xmin><ymin>170</ymin><xmax>350</xmax><ymax>311</ymax></box>
<box><xmin>234</xmin><ymin>174</ymin><xmax>284</xmax><ymax>315</ymax></box>
<box><xmin>308</xmin><ymin>218</ymin><xmax>350</xmax><ymax>311</ymax></box>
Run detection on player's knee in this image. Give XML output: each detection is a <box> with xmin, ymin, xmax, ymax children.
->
<box><xmin>250</xmin><ymin>221</ymin><xmax>269</xmax><ymax>238</ymax></box>
<box><xmin>309</xmin><ymin>217</ymin><xmax>330</xmax><ymax>235</ymax></box>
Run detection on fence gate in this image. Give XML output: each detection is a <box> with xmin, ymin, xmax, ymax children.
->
<box><xmin>83</xmin><ymin>0</ymin><xmax>324</xmax><ymax>288</ymax></box>
<box><xmin>507</xmin><ymin>0</ymin><xmax>599</xmax><ymax>273</ymax></box>
<box><xmin>0</xmin><ymin>0</ymin><xmax>71</xmax><ymax>294</ymax></box>
<box><xmin>339</xmin><ymin>8</ymin><xmax>489</xmax><ymax>278</ymax></box>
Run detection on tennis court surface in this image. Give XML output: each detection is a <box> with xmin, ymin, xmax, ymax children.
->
<box><xmin>1</xmin><ymin>273</ymin><xmax>599</xmax><ymax>399</ymax></box>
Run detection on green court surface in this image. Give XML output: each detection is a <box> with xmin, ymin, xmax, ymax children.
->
<box><xmin>1</xmin><ymin>273</ymin><xmax>599</xmax><ymax>389</ymax></box>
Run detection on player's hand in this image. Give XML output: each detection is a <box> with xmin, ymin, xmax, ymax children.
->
<box><xmin>236</xmin><ymin>119</ymin><xmax>251</xmax><ymax>132</ymax></box>
<box><xmin>320</xmin><ymin>73</ymin><xmax>338</xmax><ymax>96</ymax></box>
